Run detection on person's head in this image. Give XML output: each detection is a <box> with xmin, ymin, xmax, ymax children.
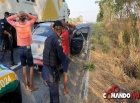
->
<box><xmin>19</xmin><ymin>11</ymin><xmax>26</xmax><ymax>22</ymax></box>
<box><xmin>53</xmin><ymin>20</ymin><xmax>63</xmax><ymax>36</ymax></box>
<box><xmin>4</xmin><ymin>12</ymin><xmax>10</xmax><ymax>18</ymax></box>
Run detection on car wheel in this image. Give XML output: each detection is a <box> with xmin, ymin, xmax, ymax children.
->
<box><xmin>0</xmin><ymin>92</ymin><xmax>22</xmax><ymax>103</ymax></box>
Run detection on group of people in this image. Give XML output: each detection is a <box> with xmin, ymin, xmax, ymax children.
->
<box><xmin>3</xmin><ymin>11</ymin><xmax>76</xmax><ymax>103</ymax></box>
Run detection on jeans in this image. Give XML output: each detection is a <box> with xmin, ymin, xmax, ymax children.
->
<box><xmin>19</xmin><ymin>46</ymin><xmax>33</xmax><ymax>67</ymax></box>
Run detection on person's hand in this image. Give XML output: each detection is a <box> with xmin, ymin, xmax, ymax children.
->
<box><xmin>18</xmin><ymin>11</ymin><xmax>27</xmax><ymax>18</ymax></box>
<box><xmin>8</xmin><ymin>33</ymin><xmax>12</xmax><ymax>37</ymax></box>
<box><xmin>61</xmin><ymin>21</ymin><xmax>67</xmax><ymax>27</ymax></box>
<box><xmin>60</xmin><ymin>36</ymin><xmax>64</xmax><ymax>40</ymax></box>
<box><xmin>61</xmin><ymin>21</ymin><xmax>70</xmax><ymax>27</ymax></box>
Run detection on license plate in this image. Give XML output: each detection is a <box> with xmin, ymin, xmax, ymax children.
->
<box><xmin>33</xmin><ymin>59</ymin><xmax>43</xmax><ymax>66</ymax></box>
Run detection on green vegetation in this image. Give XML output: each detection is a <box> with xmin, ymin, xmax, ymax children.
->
<box><xmin>82</xmin><ymin>62</ymin><xmax>95</xmax><ymax>71</ymax></box>
<box><xmin>93</xmin><ymin>0</ymin><xmax>140</xmax><ymax>79</ymax></box>
<box><xmin>91</xmin><ymin>46</ymin><xmax>96</xmax><ymax>51</ymax></box>
<box><xmin>102</xmin><ymin>44</ymin><xmax>110</xmax><ymax>53</ymax></box>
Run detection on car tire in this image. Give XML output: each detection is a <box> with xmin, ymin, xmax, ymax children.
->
<box><xmin>0</xmin><ymin>92</ymin><xmax>22</xmax><ymax>103</ymax></box>
<box><xmin>0</xmin><ymin>82</ymin><xmax>22</xmax><ymax>103</ymax></box>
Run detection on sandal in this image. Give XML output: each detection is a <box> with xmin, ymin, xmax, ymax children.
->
<box><xmin>30</xmin><ymin>85</ymin><xmax>39</xmax><ymax>92</ymax></box>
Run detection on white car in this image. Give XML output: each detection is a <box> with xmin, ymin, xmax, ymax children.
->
<box><xmin>31</xmin><ymin>22</ymin><xmax>90</xmax><ymax>70</ymax></box>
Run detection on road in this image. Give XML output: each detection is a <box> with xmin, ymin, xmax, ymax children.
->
<box><xmin>1</xmin><ymin>23</ymin><xmax>93</xmax><ymax>103</ymax></box>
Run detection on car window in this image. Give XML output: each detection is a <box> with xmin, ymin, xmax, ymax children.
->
<box><xmin>33</xmin><ymin>25</ymin><xmax>53</xmax><ymax>37</ymax></box>
<box><xmin>72</xmin><ymin>29</ymin><xmax>83</xmax><ymax>38</ymax></box>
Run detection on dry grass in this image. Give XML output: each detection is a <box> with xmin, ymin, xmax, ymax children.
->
<box><xmin>88</xmin><ymin>20</ymin><xmax>140</xmax><ymax>102</ymax></box>
<box><xmin>87</xmin><ymin>49</ymin><xmax>140</xmax><ymax>103</ymax></box>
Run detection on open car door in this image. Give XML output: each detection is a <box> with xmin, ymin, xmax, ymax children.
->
<box><xmin>70</xmin><ymin>28</ymin><xmax>85</xmax><ymax>55</ymax></box>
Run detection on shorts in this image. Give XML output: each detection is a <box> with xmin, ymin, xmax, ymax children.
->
<box><xmin>63</xmin><ymin>54</ymin><xmax>69</xmax><ymax>72</ymax></box>
<box><xmin>19</xmin><ymin>46</ymin><xmax>33</xmax><ymax>67</ymax></box>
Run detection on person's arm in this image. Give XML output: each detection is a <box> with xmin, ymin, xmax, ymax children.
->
<box><xmin>27</xmin><ymin>14</ymin><xmax>38</xmax><ymax>25</ymax></box>
<box><xmin>3</xmin><ymin>30</ymin><xmax>11</xmax><ymax>37</ymax></box>
<box><xmin>67</xmin><ymin>23</ymin><xmax>76</xmax><ymax>32</ymax></box>
<box><xmin>50</xmin><ymin>23</ymin><xmax>54</xmax><ymax>31</ymax></box>
<box><xmin>62</xmin><ymin>21</ymin><xmax>76</xmax><ymax>31</ymax></box>
<box><xmin>53</xmin><ymin>37</ymin><xmax>66</xmax><ymax>63</ymax></box>
<box><xmin>6</xmin><ymin>15</ymin><xmax>17</xmax><ymax>27</ymax></box>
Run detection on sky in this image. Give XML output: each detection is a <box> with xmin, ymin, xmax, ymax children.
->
<box><xmin>65</xmin><ymin>0</ymin><xmax>100</xmax><ymax>22</ymax></box>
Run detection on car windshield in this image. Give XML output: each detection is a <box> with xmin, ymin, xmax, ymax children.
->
<box><xmin>33</xmin><ymin>25</ymin><xmax>53</xmax><ymax>37</ymax></box>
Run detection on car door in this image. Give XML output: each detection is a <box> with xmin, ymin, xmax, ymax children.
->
<box><xmin>70</xmin><ymin>27</ymin><xmax>85</xmax><ymax>55</ymax></box>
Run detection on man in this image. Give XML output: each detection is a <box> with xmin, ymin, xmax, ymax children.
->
<box><xmin>60</xmin><ymin>20</ymin><xmax>76</xmax><ymax>95</ymax></box>
<box><xmin>7</xmin><ymin>11</ymin><xmax>38</xmax><ymax>91</ymax></box>
<box><xmin>51</xmin><ymin>20</ymin><xmax>76</xmax><ymax>95</ymax></box>
<box><xmin>42</xmin><ymin>20</ymin><xmax>66</xmax><ymax>103</ymax></box>
<box><xmin>1</xmin><ymin>12</ymin><xmax>16</xmax><ymax>66</ymax></box>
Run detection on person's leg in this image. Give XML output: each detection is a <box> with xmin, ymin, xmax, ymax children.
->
<box><xmin>23</xmin><ymin>66</ymin><xmax>30</xmax><ymax>90</ymax></box>
<box><xmin>63</xmin><ymin>55</ymin><xmax>69</xmax><ymax>95</ymax></box>
<box><xmin>63</xmin><ymin>72</ymin><xmax>68</xmax><ymax>95</ymax></box>
<box><xmin>9</xmin><ymin>41</ymin><xmax>14</xmax><ymax>63</ymax></box>
<box><xmin>29</xmin><ymin>66</ymin><xmax>38</xmax><ymax>91</ymax></box>
<box><xmin>6</xmin><ymin>38</ymin><xmax>15</xmax><ymax>65</ymax></box>
<box><xmin>19</xmin><ymin>47</ymin><xmax>29</xmax><ymax>90</ymax></box>
<box><xmin>48</xmin><ymin>81</ymin><xmax>59</xmax><ymax>103</ymax></box>
<box><xmin>26</xmin><ymin>46</ymin><xmax>38</xmax><ymax>91</ymax></box>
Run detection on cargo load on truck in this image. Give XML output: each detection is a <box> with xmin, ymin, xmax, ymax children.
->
<box><xmin>0</xmin><ymin>0</ymin><xmax>70</xmax><ymax>22</ymax></box>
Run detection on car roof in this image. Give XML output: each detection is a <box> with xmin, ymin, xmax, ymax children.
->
<box><xmin>76</xmin><ymin>23</ymin><xmax>92</xmax><ymax>29</ymax></box>
<box><xmin>38</xmin><ymin>22</ymin><xmax>53</xmax><ymax>26</ymax></box>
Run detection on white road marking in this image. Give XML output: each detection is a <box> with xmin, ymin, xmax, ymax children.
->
<box><xmin>11</xmin><ymin>62</ymin><xmax>21</xmax><ymax>70</ymax></box>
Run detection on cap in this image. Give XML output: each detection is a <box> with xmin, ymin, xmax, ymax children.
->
<box><xmin>53</xmin><ymin>20</ymin><xmax>63</xmax><ymax>28</ymax></box>
<box><xmin>4</xmin><ymin>12</ymin><xmax>10</xmax><ymax>16</ymax></box>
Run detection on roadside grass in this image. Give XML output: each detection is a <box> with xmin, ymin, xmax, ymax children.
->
<box><xmin>82</xmin><ymin>62</ymin><xmax>95</xmax><ymax>71</ymax></box>
<box><xmin>102</xmin><ymin>44</ymin><xmax>110</xmax><ymax>53</ymax></box>
<box><xmin>87</xmin><ymin>21</ymin><xmax>140</xmax><ymax>103</ymax></box>
<box><xmin>91</xmin><ymin>46</ymin><xmax>96</xmax><ymax>51</ymax></box>
<box><xmin>88</xmin><ymin>50</ymin><xmax>140</xmax><ymax>103</ymax></box>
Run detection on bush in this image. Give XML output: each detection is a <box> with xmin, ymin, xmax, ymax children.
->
<box><xmin>90</xmin><ymin>38</ymin><xmax>96</xmax><ymax>43</ymax></box>
<box><xmin>82</xmin><ymin>62</ymin><xmax>95</xmax><ymax>71</ymax></box>
<box><xmin>102</xmin><ymin>44</ymin><xmax>110</xmax><ymax>53</ymax></box>
<box><xmin>91</xmin><ymin>46</ymin><xmax>96</xmax><ymax>51</ymax></box>
<box><xmin>98</xmin><ymin>39</ymin><xmax>104</xmax><ymax>45</ymax></box>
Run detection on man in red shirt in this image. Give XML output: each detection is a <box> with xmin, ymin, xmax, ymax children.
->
<box><xmin>51</xmin><ymin>20</ymin><xmax>76</xmax><ymax>94</ymax></box>
<box><xmin>61</xmin><ymin>21</ymin><xmax>76</xmax><ymax>95</ymax></box>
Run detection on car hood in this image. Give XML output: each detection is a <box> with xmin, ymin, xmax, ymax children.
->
<box><xmin>31</xmin><ymin>35</ymin><xmax>47</xmax><ymax>60</ymax></box>
<box><xmin>0</xmin><ymin>63</ymin><xmax>18</xmax><ymax>97</ymax></box>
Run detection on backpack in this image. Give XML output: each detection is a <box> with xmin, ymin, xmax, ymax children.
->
<box><xmin>0</xmin><ymin>19</ymin><xmax>5</xmax><ymax>37</ymax></box>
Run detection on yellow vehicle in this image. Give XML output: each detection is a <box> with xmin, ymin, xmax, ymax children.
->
<box><xmin>0</xmin><ymin>62</ymin><xmax>22</xmax><ymax>103</ymax></box>
<box><xmin>0</xmin><ymin>0</ymin><xmax>70</xmax><ymax>22</ymax></box>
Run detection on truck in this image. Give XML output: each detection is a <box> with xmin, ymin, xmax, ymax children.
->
<box><xmin>0</xmin><ymin>0</ymin><xmax>70</xmax><ymax>46</ymax></box>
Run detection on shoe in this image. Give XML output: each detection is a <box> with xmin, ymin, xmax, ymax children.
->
<box><xmin>10</xmin><ymin>61</ymin><xmax>17</xmax><ymax>66</ymax></box>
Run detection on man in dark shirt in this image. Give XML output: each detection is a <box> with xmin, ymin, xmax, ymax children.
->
<box><xmin>3</xmin><ymin>12</ymin><xmax>16</xmax><ymax>66</ymax></box>
<box><xmin>42</xmin><ymin>20</ymin><xmax>66</xmax><ymax>103</ymax></box>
